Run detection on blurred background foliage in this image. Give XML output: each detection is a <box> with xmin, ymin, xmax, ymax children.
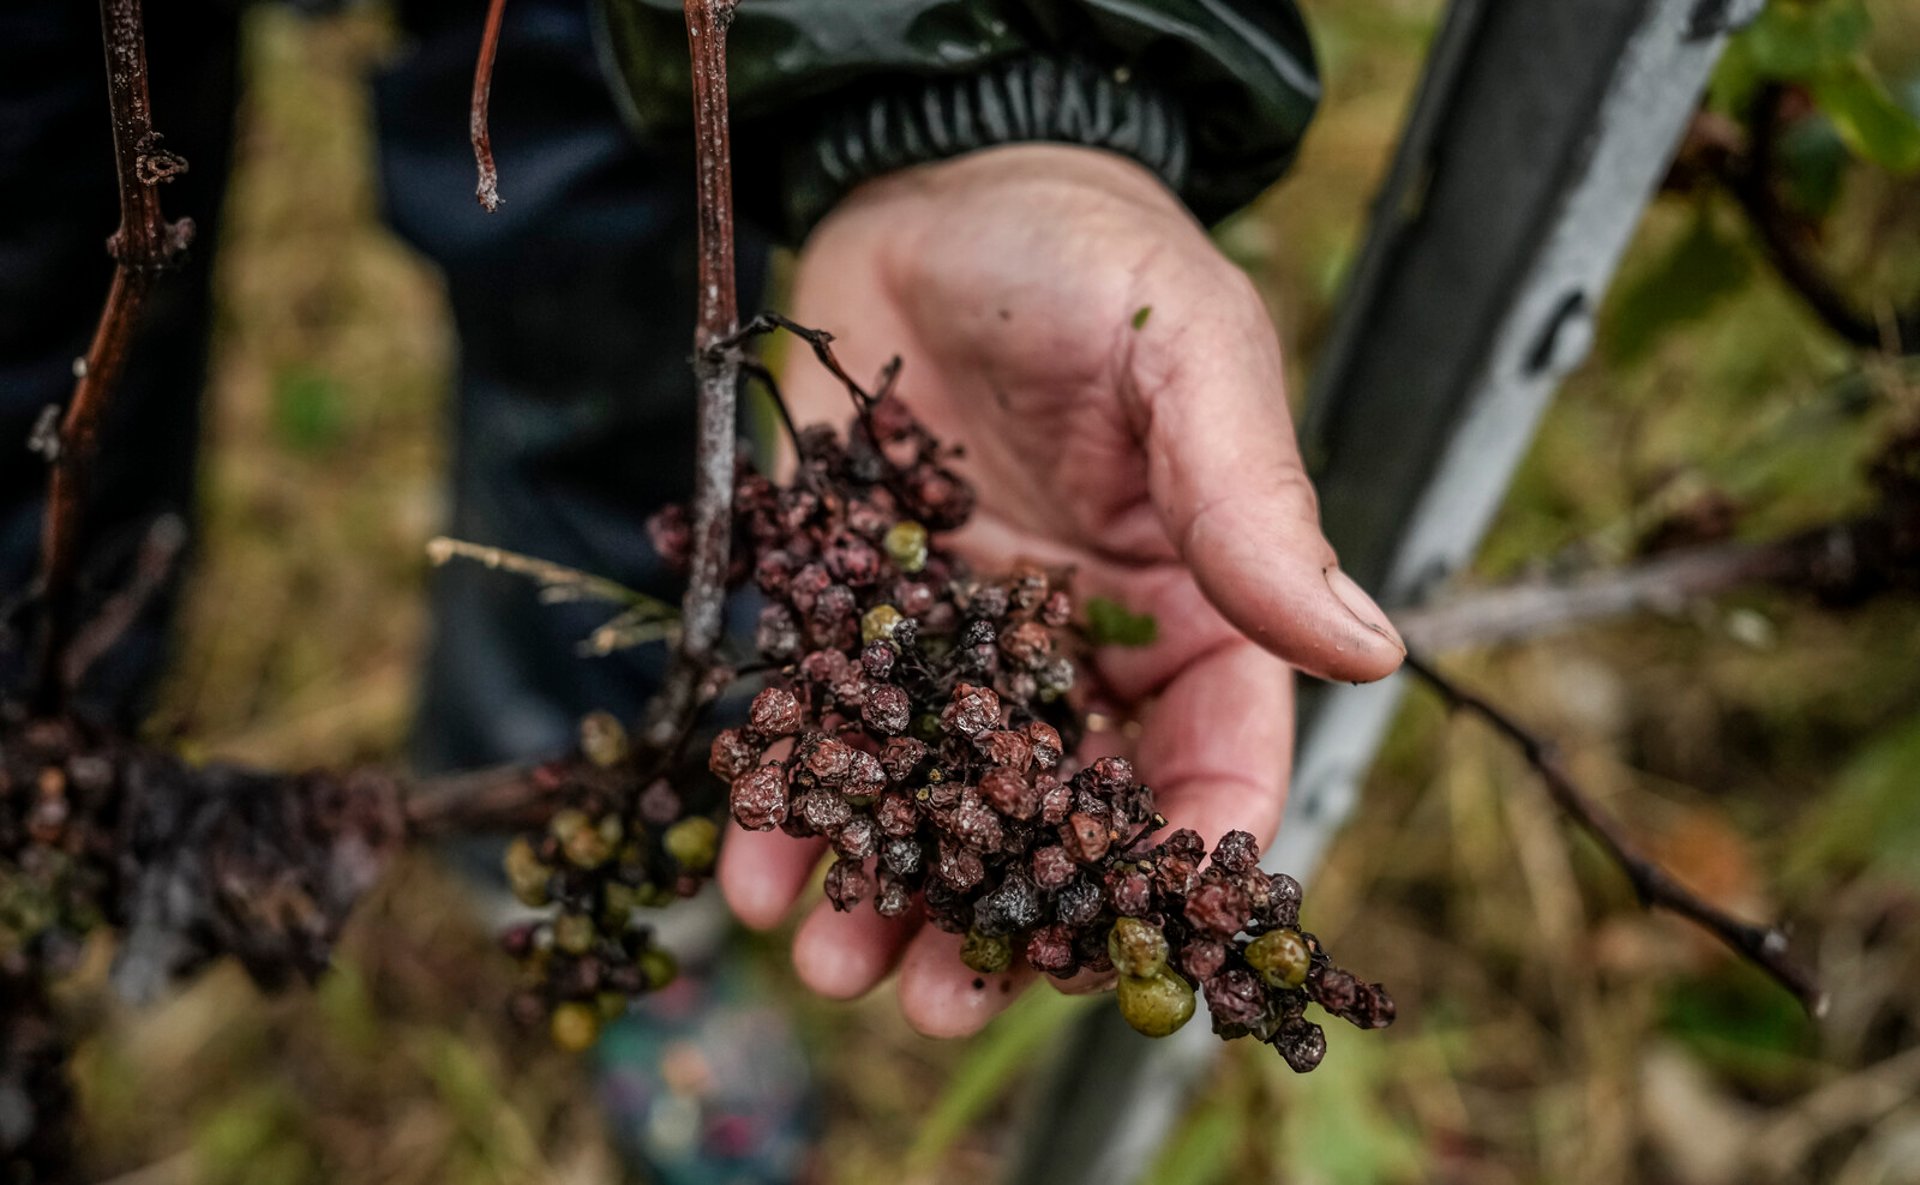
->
<box><xmin>50</xmin><ymin>0</ymin><xmax>1920</xmax><ymax>1182</ymax></box>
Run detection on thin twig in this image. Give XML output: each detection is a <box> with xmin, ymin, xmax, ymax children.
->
<box><xmin>644</xmin><ymin>0</ymin><xmax>741</xmax><ymax>750</ymax></box>
<box><xmin>718</xmin><ymin>313</ymin><xmax>904</xmax><ymax>488</ymax></box>
<box><xmin>404</xmin><ymin>759</ymin><xmax>566</xmax><ymax>836</ymax></box>
<box><xmin>32</xmin><ymin>0</ymin><xmax>195</xmax><ymax>710</ymax></box>
<box><xmin>720</xmin><ymin>311</ymin><xmax>878</xmax><ymax>406</ymax></box>
<box><xmin>426</xmin><ymin>535</ymin><xmax>674</xmax><ymax>611</ymax></box>
<box><xmin>873</xmin><ymin>355</ymin><xmax>904</xmax><ymax>399</ymax></box>
<box><xmin>580</xmin><ymin>604</ymin><xmax>678</xmax><ymax>655</ymax></box>
<box><xmin>1716</xmin><ymin>86</ymin><xmax>1917</xmax><ymax>355</ymax></box>
<box><xmin>470</xmin><ymin>0</ymin><xmax>509</xmax><ymax>212</ymax></box>
<box><xmin>60</xmin><ymin>512</ymin><xmax>187</xmax><ymax>692</ymax></box>
<box><xmin>1395</xmin><ymin>512</ymin><xmax>1906</xmax><ymax>652</ymax></box>
<box><xmin>740</xmin><ymin>359</ymin><xmax>805</xmax><ymax>455</ymax></box>
<box><xmin>1404</xmin><ymin>652</ymin><xmax>1829</xmax><ymax>1017</ymax></box>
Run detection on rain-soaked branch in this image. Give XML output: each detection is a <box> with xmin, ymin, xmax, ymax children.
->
<box><xmin>643</xmin><ymin>0</ymin><xmax>741</xmax><ymax>750</ymax></box>
<box><xmin>33</xmin><ymin>0</ymin><xmax>194</xmax><ymax>708</ymax></box>
<box><xmin>1404</xmin><ymin>652</ymin><xmax>1829</xmax><ymax>1017</ymax></box>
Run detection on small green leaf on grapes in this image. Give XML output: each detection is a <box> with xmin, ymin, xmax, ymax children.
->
<box><xmin>1085</xmin><ymin>597</ymin><xmax>1159</xmax><ymax>647</ymax></box>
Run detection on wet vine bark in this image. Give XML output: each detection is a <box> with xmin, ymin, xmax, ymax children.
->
<box><xmin>644</xmin><ymin>0</ymin><xmax>742</xmax><ymax>749</ymax></box>
<box><xmin>33</xmin><ymin>0</ymin><xmax>194</xmax><ymax>709</ymax></box>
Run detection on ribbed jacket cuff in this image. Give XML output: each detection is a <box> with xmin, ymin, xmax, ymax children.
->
<box><xmin>781</xmin><ymin>54</ymin><xmax>1190</xmax><ymax>239</ymax></box>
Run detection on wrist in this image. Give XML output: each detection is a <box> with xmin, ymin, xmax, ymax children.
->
<box><xmin>781</xmin><ymin>54</ymin><xmax>1192</xmax><ymax>241</ymax></box>
<box><xmin>821</xmin><ymin>143</ymin><xmax>1184</xmax><ymax>230</ymax></box>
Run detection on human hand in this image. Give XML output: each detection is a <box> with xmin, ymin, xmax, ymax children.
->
<box><xmin>719</xmin><ymin>144</ymin><xmax>1404</xmax><ymax>1036</ymax></box>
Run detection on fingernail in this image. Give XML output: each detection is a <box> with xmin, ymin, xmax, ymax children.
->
<box><xmin>1324</xmin><ymin>568</ymin><xmax>1405</xmax><ymax>655</ymax></box>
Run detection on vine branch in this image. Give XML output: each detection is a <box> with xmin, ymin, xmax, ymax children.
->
<box><xmin>643</xmin><ymin>0</ymin><xmax>741</xmax><ymax>749</ymax></box>
<box><xmin>1712</xmin><ymin>86</ymin><xmax>1918</xmax><ymax>355</ymax></box>
<box><xmin>1404</xmin><ymin>652</ymin><xmax>1830</xmax><ymax>1017</ymax></box>
<box><xmin>33</xmin><ymin>0</ymin><xmax>194</xmax><ymax>709</ymax></box>
<box><xmin>403</xmin><ymin>758</ymin><xmax>566</xmax><ymax>836</ymax></box>
<box><xmin>1397</xmin><ymin>506</ymin><xmax>1918</xmax><ymax>652</ymax></box>
<box><xmin>470</xmin><ymin>0</ymin><xmax>508</xmax><ymax>211</ymax></box>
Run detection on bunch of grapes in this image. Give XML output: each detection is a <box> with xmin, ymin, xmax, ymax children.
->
<box><xmin>503</xmin><ymin>381</ymin><xmax>1392</xmax><ymax>1070</ymax></box>
<box><xmin>1</xmin><ymin>700</ymin><xmax>405</xmax><ymax>998</ymax></box>
<box><xmin>497</xmin><ymin>711</ymin><xmax>718</xmax><ymax>1051</ymax></box>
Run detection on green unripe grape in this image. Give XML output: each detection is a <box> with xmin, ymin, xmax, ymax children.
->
<box><xmin>504</xmin><ymin>836</ymin><xmax>552</xmax><ymax>907</ymax></box>
<box><xmin>634</xmin><ymin>882</ymin><xmax>676</xmax><ymax>909</ymax></box>
<box><xmin>565</xmin><ymin>829</ymin><xmax>612</xmax><ymax>869</ymax></box>
<box><xmin>550</xmin><ymin>1002</ymin><xmax>601</xmax><ymax>1053</ymax></box>
<box><xmin>1244</xmin><ymin>928</ymin><xmax>1311</xmax><ymax>989</ymax></box>
<box><xmin>961</xmin><ymin>929</ymin><xmax>1013</xmax><ymax>974</ymax></box>
<box><xmin>861</xmin><ymin>603</ymin><xmax>905</xmax><ymax>645</ymax></box>
<box><xmin>1116</xmin><ymin>970</ymin><xmax>1196</xmax><ymax>1038</ymax></box>
<box><xmin>597</xmin><ymin>992</ymin><xmax>630</xmax><ymax>1020</ymax></box>
<box><xmin>640</xmin><ymin>946</ymin><xmax>679</xmax><ymax>991</ymax></box>
<box><xmin>601</xmin><ymin>882</ymin><xmax>639</xmax><ymax>927</ymax></box>
<box><xmin>663</xmin><ymin>816</ymin><xmax>720</xmax><ymax>873</ymax></box>
<box><xmin>884</xmin><ymin>521</ymin><xmax>929</xmax><ymax>573</ymax></box>
<box><xmin>579</xmin><ymin>710</ymin><xmax>629</xmax><ymax>768</ymax></box>
<box><xmin>552</xmin><ymin>912</ymin><xmax>595</xmax><ymax>956</ymax></box>
<box><xmin>551</xmin><ymin>808</ymin><xmax>612</xmax><ymax>869</ymax></box>
<box><xmin>1107</xmin><ymin>917</ymin><xmax>1169</xmax><ymax>979</ymax></box>
<box><xmin>549</xmin><ymin>808</ymin><xmax>590</xmax><ymax>844</ymax></box>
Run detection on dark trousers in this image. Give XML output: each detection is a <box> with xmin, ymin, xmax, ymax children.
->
<box><xmin>0</xmin><ymin>0</ymin><xmax>761</xmax><ymax>773</ymax></box>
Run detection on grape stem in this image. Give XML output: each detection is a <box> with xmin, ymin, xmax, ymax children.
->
<box><xmin>1403</xmin><ymin>651</ymin><xmax>1830</xmax><ymax>1018</ymax></box>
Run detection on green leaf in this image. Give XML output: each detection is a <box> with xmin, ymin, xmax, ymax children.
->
<box><xmin>315</xmin><ymin>958</ymin><xmax>382</xmax><ymax>1057</ymax></box>
<box><xmin>1811</xmin><ymin>60</ymin><xmax>1920</xmax><ymax>174</ymax></box>
<box><xmin>1776</xmin><ymin>114</ymin><xmax>1851</xmax><ymax>217</ymax></box>
<box><xmin>1783</xmin><ymin>711</ymin><xmax>1920</xmax><ymax>890</ymax></box>
<box><xmin>1131</xmin><ymin>305</ymin><xmax>1153</xmax><ymax>329</ymax></box>
<box><xmin>907</xmin><ymin>991</ymin><xmax>1090</xmax><ymax>1171</ymax></box>
<box><xmin>1605</xmin><ymin>210</ymin><xmax>1752</xmax><ymax>364</ymax></box>
<box><xmin>269</xmin><ymin>367</ymin><xmax>347</xmax><ymax>455</ymax></box>
<box><xmin>1735</xmin><ymin>0</ymin><xmax>1870</xmax><ymax>81</ymax></box>
<box><xmin>192</xmin><ymin>1086</ymin><xmax>314</xmax><ymax>1185</ymax></box>
<box><xmin>1084</xmin><ymin>596</ymin><xmax>1161</xmax><ymax>647</ymax></box>
<box><xmin>1660</xmin><ymin>970</ymin><xmax>1816</xmax><ymax>1085</ymax></box>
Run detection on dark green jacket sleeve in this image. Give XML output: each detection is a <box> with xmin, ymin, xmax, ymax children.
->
<box><xmin>594</xmin><ymin>0</ymin><xmax>1319</xmax><ymax>239</ymax></box>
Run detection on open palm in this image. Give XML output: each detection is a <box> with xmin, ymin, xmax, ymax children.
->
<box><xmin>718</xmin><ymin>146</ymin><xmax>1404</xmax><ymax>1037</ymax></box>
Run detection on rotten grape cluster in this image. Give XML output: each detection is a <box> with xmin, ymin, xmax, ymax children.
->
<box><xmin>0</xmin><ymin>707</ymin><xmax>118</xmax><ymax>983</ymax></box>
<box><xmin>497</xmin><ymin>711</ymin><xmax>722</xmax><ymax>1051</ymax></box>
<box><xmin>633</xmin><ymin>386</ymin><xmax>1390</xmax><ymax>1067</ymax></box>
<box><xmin>1</xmin><ymin>701</ymin><xmax>404</xmax><ymax>996</ymax></box>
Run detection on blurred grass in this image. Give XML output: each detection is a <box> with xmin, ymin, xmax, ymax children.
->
<box><xmin>59</xmin><ymin>1</ymin><xmax>1920</xmax><ymax>1183</ymax></box>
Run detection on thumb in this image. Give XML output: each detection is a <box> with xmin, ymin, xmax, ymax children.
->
<box><xmin>1124</xmin><ymin>285</ymin><xmax>1404</xmax><ymax>684</ymax></box>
